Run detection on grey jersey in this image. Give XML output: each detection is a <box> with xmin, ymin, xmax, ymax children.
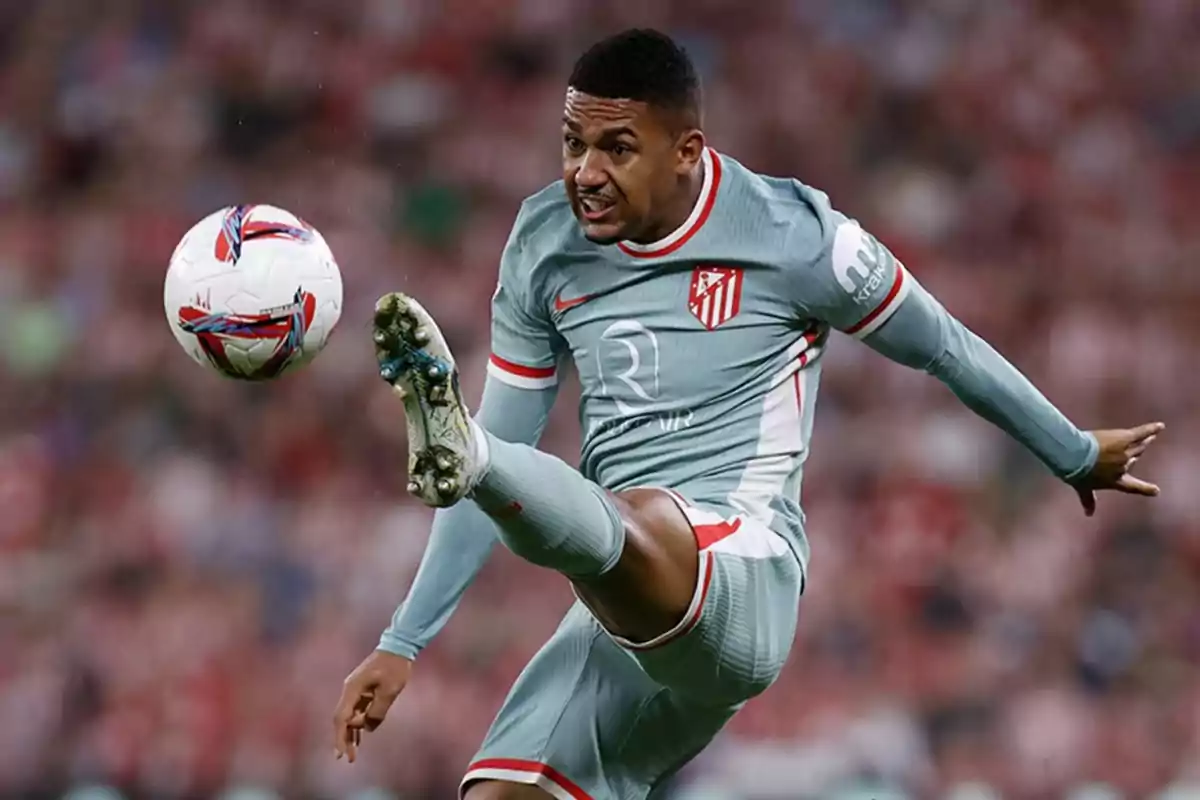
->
<box><xmin>487</xmin><ymin>148</ymin><xmax>913</xmax><ymax>570</ymax></box>
<box><xmin>378</xmin><ymin>149</ymin><xmax>1096</xmax><ymax>659</ymax></box>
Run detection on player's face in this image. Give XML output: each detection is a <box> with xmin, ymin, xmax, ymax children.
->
<box><xmin>562</xmin><ymin>89</ymin><xmax>702</xmax><ymax>245</ymax></box>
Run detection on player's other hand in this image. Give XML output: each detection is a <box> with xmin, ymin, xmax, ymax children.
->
<box><xmin>333</xmin><ymin>650</ymin><xmax>413</xmax><ymax>763</ymax></box>
<box><xmin>1073</xmin><ymin>422</ymin><xmax>1166</xmax><ymax>517</ymax></box>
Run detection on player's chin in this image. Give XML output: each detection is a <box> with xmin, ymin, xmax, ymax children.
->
<box><xmin>579</xmin><ymin>220</ymin><xmax>626</xmax><ymax>245</ymax></box>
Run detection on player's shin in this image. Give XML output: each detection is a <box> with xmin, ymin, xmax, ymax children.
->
<box><xmin>469</xmin><ymin>424</ymin><xmax>625</xmax><ymax>578</ymax></box>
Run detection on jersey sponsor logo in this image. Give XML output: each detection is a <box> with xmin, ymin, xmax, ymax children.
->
<box><xmin>832</xmin><ymin>222</ymin><xmax>894</xmax><ymax>306</ymax></box>
<box><xmin>554</xmin><ymin>291</ymin><xmax>594</xmax><ymax>313</ymax></box>
<box><xmin>588</xmin><ymin>319</ymin><xmax>695</xmax><ymax>438</ymax></box>
<box><xmin>597</xmin><ymin>320</ymin><xmax>660</xmax><ymax>416</ymax></box>
<box><xmin>589</xmin><ymin>408</ymin><xmax>696</xmax><ymax>439</ymax></box>
<box><xmin>688</xmin><ymin>265</ymin><xmax>743</xmax><ymax>330</ymax></box>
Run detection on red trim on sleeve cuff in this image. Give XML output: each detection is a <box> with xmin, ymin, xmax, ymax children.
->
<box><xmin>489</xmin><ymin>354</ymin><xmax>556</xmax><ymax>379</ymax></box>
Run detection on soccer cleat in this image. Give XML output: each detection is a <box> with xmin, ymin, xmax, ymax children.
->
<box><xmin>373</xmin><ymin>292</ymin><xmax>476</xmax><ymax>507</ymax></box>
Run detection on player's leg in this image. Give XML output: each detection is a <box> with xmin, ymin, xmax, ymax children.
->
<box><xmin>374</xmin><ymin>293</ymin><xmax>702</xmax><ymax>642</ymax></box>
<box><xmin>569</xmin><ymin>487</ymin><xmax>702</xmax><ymax>644</ymax></box>
<box><xmin>614</xmin><ymin>497</ymin><xmax>805</xmax><ymax>705</ymax></box>
<box><xmin>459</xmin><ymin>602</ymin><xmax>740</xmax><ymax>800</ymax></box>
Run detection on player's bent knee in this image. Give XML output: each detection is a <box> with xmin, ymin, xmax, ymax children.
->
<box><xmin>610</xmin><ymin>487</ymin><xmax>699</xmax><ymax>575</ymax></box>
<box><xmin>463</xmin><ymin>779</ymin><xmax>556</xmax><ymax>800</ymax></box>
<box><xmin>573</xmin><ymin>487</ymin><xmax>700</xmax><ymax>643</ymax></box>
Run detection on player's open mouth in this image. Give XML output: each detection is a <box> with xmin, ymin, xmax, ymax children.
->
<box><xmin>579</xmin><ymin>195</ymin><xmax>616</xmax><ymax>222</ymax></box>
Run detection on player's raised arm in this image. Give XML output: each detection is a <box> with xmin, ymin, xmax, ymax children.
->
<box><xmin>333</xmin><ymin>208</ymin><xmax>565</xmax><ymax>762</ymax></box>
<box><xmin>801</xmin><ymin>217</ymin><xmax>1162</xmax><ymax>514</ymax></box>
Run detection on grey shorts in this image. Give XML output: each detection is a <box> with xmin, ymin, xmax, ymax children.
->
<box><xmin>461</xmin><ymin>493</ymin><xmax>804</xmax><ymax>799</ymax></box>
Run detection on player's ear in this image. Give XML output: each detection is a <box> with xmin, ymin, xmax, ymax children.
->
<box><xmin>674</xmin><ymin>129</ymin><xmax>705</xmax><ymax>176</ymax></box>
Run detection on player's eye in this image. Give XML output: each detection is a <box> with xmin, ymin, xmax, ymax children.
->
<box><xmin>564</xmin><ymin>135</ymin><xmax>585</xmax><ymax>155</ymax></box>
<box><xmin>612</xmin><ymin>143</ymin><xmax>632</xmax><ymax>157</ymax></box>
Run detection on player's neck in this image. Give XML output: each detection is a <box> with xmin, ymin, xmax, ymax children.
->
<box><xmin>633</xmin><ymin>158</ymin><xmax>706</xmax><ymax>245</ymax></box>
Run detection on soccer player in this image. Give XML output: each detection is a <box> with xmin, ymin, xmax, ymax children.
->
<box><xmin>332</xmin><ymin>29</ymin><xmax>1164</xmax><ymax>800</ymax></box>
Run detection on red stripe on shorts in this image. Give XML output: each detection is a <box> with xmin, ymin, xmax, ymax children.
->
<box><xmin>466</xmin><ymin>759</ymin><xmax>592</xmax><ymax>800</ymax></box>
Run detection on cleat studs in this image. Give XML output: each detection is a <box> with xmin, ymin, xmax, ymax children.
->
<box><xmin>407</xmin><ymin>480</ymin><xmax>421</xmax><ymax>494</ymax></box>
<box><xmin>373</xmin><ymin>329</ymin><xmax>388</xmax><ymax>345</ymax></box>
<box><xmin>374</xmin><ymin>295</ymin><xmax>398</xmax><ymax>322</ymax></box>
<box><xmin>436</xmin><ymin>455</ymin><xmax>453</xmax><ymax>471</ymax></box>
<box><xmin>413</xmin><ymin>328</ymin><xmax>430</xmax><ymax>345</ymax></box>
<box><xmin>380</xmin><ymin>364</ymin><xmax>397</xmax><ymax>381</ymax></box>
<box><xmin>435</xmin><ymin>477</ymin><xmax>456</xmax><ymax>495</ymax></box>
<box><xmin>427</xmin><ymin>364</ymin><xmax>444</xmax><ymax>381</ymax></box>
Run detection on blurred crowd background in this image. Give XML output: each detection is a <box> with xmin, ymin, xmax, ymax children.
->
<box><xmin>1</xmin><ymin>0</ymin><xmax>1198</xmax><ymax>798</ymax></box>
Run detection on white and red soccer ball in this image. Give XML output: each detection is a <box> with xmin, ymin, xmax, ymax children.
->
<box><xmin>164</xmin><ymin>205</ymin><xmax>343</xmax><ymax>380</ymax></box>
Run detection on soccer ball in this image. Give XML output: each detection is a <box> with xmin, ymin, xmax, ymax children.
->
<box><xmin>164</xmin><ymin>205</ymin><xmax>343</xmax><ymax>380</ymax></box>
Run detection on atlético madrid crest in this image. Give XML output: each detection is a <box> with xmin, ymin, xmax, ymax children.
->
<box><xmin>688</xmin><ymin>266</ymin><xmax>743</xmax><ymax>330</ymax></box>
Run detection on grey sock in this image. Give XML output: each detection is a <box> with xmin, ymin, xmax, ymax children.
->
<box><xmin>469</xmin><ymin>425</ymin><xmax>624</xmax><ymax>578</ymax></box>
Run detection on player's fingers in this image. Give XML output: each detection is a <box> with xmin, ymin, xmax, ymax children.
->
<box><xmin>363</xmin><ymin>690</ymin><xmax>400</xmax><ymax>732</ymax></box>
<box><xmin>333</xmin><ymin>681</ymin><xmax>371</xmax><ymax>759</ymax></box>
<box><xmin>332</xmin><ymin>696</ymin><xmax>353</xmax><ymax>759</ymax></box>
<box><xmin>347</xmin><ymin>705</ymin><xmax>373</xmax><ymax>763</ymax></box>
<box><xmin>1126</xmin><ymin>434</ymin><xmax>1157</xmax><ymax>456</ymax></box>
<box><xmin>334</xmin><ymin>714</ymin><xmax>352</xmax><ymax>761</ymax></box>
<box><xmin>340</xmin><ymin>709</ymin><xmax>370</xmax><ymax>763</ymax></box>
<box><xmin>1076</xmin><ymin>486</ymin><xmax>1097</xmax><ymax>517</ymax></box>
<box><xmin>1129</xmin><ymin>422</ymin><xmax>1166</xmax><ymax>443</ymax></box>
<box><xmin>1117</xmin><ymin>474</ymin><xmax>1160</xmax><ymax>497</ymax></box>
<box><xmin>334</xmin><ymin>714</ymin><xmax>358</xmax><ymax>761</ymax></box>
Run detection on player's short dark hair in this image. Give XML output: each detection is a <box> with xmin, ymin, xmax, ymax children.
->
<box><xmin>568</xmin><ymin>29</ymin><xmax>701</xmax><ymax>118</ymax></box>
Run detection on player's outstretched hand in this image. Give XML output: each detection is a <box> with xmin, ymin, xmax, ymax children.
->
<box><xmin>1073</xmin><ymin>422</ymin><xmax>1166</xmax><ymax>517</ymax></box>
<box><xmin>333</xmin><ymin>650</ymin><xmax>413</xmax><ymax>763</ymax></box>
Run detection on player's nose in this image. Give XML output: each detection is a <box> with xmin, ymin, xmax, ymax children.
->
<box><xmin>574</xmin><ymin>151</ymin><xmax>609</xmax><ymax>189</ymax></box>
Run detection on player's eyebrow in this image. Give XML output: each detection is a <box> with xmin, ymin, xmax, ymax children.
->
<box><xmin>601</xmin><ymin>126</ymin><xmax>638</xmax><ymax>139</ymax></box>
<box><xmin>562</xmin><ymin>118</ymin><xmax>639</xmax><ymax>140</ymax></box>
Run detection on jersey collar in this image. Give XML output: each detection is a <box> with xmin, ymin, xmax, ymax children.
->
<box><xmin>617</xmin><ymin>147</ymin><xmax>722</xmax><ymax>259</ymax></box>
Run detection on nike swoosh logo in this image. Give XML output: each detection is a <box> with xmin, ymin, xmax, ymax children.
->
<box><xmin>554</xmin><ymin>293</ymin><xmax>594</xmax><ymax>312</ymax></box>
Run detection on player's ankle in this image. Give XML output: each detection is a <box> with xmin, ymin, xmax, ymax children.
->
<box><xmin>466</xmin><ymin>419</ymin><xmax>492</xmax><ymax>490</ymax></box>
